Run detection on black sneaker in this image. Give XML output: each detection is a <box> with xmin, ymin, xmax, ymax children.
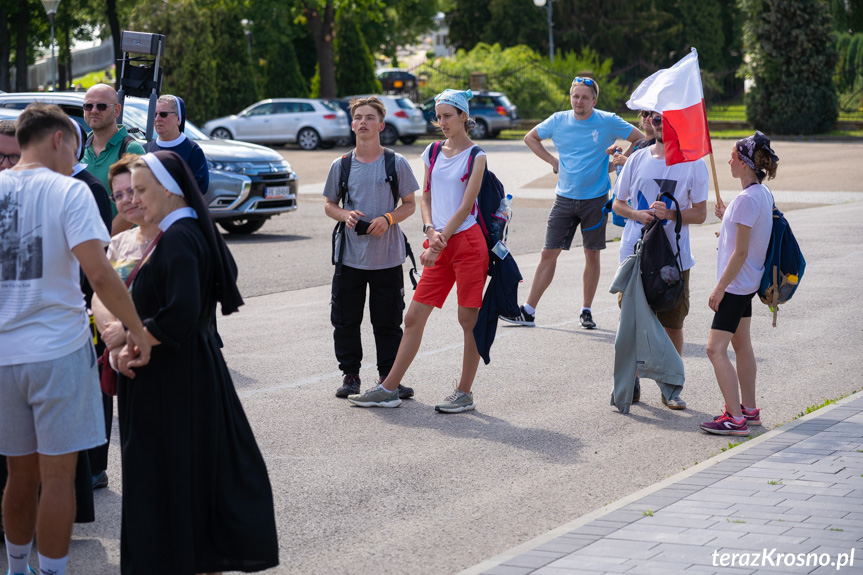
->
<box><xmin>92</xmin><ymin>470</ymin><xmax>109</xmax><ymax>490</ymax></box>
<box><xmin>335</xmin><ymin>374</ymin><xmax>361</xmax><ymax>398</ymax></box>
<box><xmin>499</xmin><ymin>305</ymin><xmax>535</xmax><ymax>327</ymax></box>
<box><xmin>579</xmin><ymin>309</ymin><xmax>596</xmax><ymax>329</ymax></box>
<box><xmin>397</xmin><ymin>384</ymin><xmax>414</xmax><ymax>399</ymax></box>
<box><xmin>632</xmin><ymin>377</ymin><xmax>641</xmax><ymax>403</ymax></box>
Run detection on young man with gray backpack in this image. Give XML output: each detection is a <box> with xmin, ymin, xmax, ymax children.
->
<box><xmin>612</xmin><ymin>110</ymin><xmax>708</xmax><ymax>408</ymax></box>
<box><xmin>323</xmin><ymin>97</ymin><xmax>419</xmax><ymax>400</ymax></box>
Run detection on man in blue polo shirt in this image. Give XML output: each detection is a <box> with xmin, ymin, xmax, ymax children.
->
<box><xmin>501</xmin><ymin>77</ymin><xmax>642</xmax><ymax>329</ymax></box>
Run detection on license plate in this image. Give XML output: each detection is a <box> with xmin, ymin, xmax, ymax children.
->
<box><xmin>265</xmin><ymin>186</ymin><xmax>289</xmax><ymax>199</ymax></box>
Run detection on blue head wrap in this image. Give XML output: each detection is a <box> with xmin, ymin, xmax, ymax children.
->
<box><xmin>435</xmin><ymin>89</ymin><xmax>473</xmax><ymax>115</ymax></box>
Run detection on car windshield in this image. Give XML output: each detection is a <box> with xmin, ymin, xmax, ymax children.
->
<box><xmin>122</xmin><ymin>100</ymin><xmax>209</xmax><ymax>140</ymax></box>
<box><xmin>395</xmin><ymin>98</ymin><xmax>416</xmax><ymax>110</ymax></box>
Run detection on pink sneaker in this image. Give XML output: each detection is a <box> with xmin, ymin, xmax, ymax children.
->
<box><xmin>741</xmin><ymin>405</ymin><xmax>761</xmax><ymax>426</ymax></box>
<box><xmin>701</xmin><ymin>411</ymin><xmax>750</xmax><ymax>436</ymax></box>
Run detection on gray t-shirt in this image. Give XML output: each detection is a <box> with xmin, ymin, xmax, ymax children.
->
<box><xmin>323</xmin><ymin>151</ymin><xmax>419</xmax><ymax>270</ymax></box>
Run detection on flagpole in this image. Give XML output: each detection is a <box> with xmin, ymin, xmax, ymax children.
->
<box><xmin>708</xmin><ymin>153</ymin><xmax>722</xmax><ymax>207</ymax></box>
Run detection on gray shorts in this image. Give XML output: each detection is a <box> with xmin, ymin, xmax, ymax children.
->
<box><xmin>0</xmin><ymin>342</ymin><xmax>105</xmax><ymax>456</ymax></box>
<box><xmin>544</xmin><ymin>194</ymin><xmax>608</xmax><ymax>251</ymax></box>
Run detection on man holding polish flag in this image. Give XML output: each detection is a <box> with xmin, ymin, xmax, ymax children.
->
<box><xmin>626</xmin><ymin>48</ymin><xmax>718</xmax><ymax>195</ymax></box>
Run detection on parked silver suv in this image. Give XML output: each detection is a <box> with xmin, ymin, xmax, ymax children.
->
<box><xmin>0</xmin><ymin>92</ymin><xmax>298</xmax><ymax>234</ymax></box>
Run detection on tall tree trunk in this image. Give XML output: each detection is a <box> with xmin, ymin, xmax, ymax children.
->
<box><xmin>16</xmin><ymin>0</ymin><xmax>28</xmax><ymax>91</ymax></box>
<box><xmin>58</xmin><ymin>21</ymin><xmax>69</xmax><ymax>91</ymax></box>
<box><xmin>306</xmin><ymin>0</ymin><xmax>336</xmax><ymax>98</ymax></box>
<box><xmin>0</xmin><ymin>5</ymin><xmax>10</xmax><ymax>91</ymax></box>
<box><xmin>106</xmin><ymin>0</ymin><xmax>122</xmax><ymax>89</ymax></box>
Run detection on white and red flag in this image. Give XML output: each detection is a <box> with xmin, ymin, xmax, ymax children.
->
<box><xmin>627</xmin><ymin>48</ymin><xmax>712</xmax><ymax>165</ymax></box>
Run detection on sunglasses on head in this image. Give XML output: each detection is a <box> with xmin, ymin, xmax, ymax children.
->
<box><xmin>156</xmin><ymin>111</ymin><xmax>177</xmax><ymax>118</ymax></box>
<box><xmin>83</xmin><ymin>102</ymin><xmax>115</xmax><ymax>112</ymax></box>
<box><xmin>573</xmin><ymin>77</ymin><xmax>595</xmax><ymax>87</ymax></box>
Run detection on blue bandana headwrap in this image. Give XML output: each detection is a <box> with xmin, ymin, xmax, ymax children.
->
<box><xmin>435</xmin><ymin>89</ymin><xmax>473</xmax><ymax>115</ymax></box>
<box><xmin>735</xmin><ymin>131</ymin><xmax>779</xmax><ymax>182</ymax></box>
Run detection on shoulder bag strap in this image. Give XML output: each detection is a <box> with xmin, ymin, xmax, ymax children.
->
<box><xmin>125</xmin><ymin>231</ymin><xmax>163</xmax><ymax>288</ymax></box>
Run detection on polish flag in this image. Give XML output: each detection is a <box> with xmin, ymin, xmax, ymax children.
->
<box><xmin>626</xmin><ymin>48</ymin><xmax>712</xmax><ymax>165</ymax></box>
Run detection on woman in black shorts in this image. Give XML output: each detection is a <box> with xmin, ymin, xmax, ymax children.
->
<box><xmin>701</xmin><ymin>132</ymin><xmax>779</xmax><ymax>437</ymax></box>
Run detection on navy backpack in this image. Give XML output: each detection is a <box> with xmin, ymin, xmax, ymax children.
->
<box><xmin>758</xmin><ymin>200</ymin><xmax>806</xmax><ymax>327</ymax></box>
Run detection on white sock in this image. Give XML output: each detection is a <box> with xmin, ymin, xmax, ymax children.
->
<box><xmin>5</xmin><ymin>537</ymin><xmax>33</xmax><ymax>575</ymax></box>
<box><xmin>523</xmin><ymin>303</ymin><xmax>536</xmax><ymax>315</ymax></box>
<box><xmin>581</xmin><ymin>307</ymin><xmax>591</xmax><ymax>313</ymax></box>
<box><xmin>38</xmin><ymin>552</ymin><xmax>68</xmax><ymax>575</ymax></box>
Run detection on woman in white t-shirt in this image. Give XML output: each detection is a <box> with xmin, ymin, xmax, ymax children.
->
<box><xmin>347</xmin><ymin>88</ymin><xmax>489</xmax><ymax>413</ymax></box>
<box><xmin>701</xmin><ymin>132</ymin><xmax>779</xmax><ymax>437</ymax></box>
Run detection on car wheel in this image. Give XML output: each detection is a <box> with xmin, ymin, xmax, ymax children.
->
<box><xmin>380</xmin><ymin>124</ymin><xmax>398</xmax><ymax>146</ymax></box>
<box><xmin>211</xmin><ymin>127</ymin><xmax>233</xmax><ymax>140</ymax></box>
<box><xmin>319</xmin><ymin>141</ymin><xmax>336</xmax><ymax>150</ymax></box>
<box><xmin>399</xmin><ymin>136</ymin><xmax>417</xmax><ymax>145</ymax></box>
<box><xmin>297</xmin><ymin>128</ymin><xmax>321</xmax><ymax>150</ymax></box>
<box><xmin>218</xmin><ymin>218</ymin><xmax>268</xmax><ymax>234</ymax></box>
<box><xmin>470</xmin><ymin>119</ymin><xmax>489</xmax><ymax>139</ymax></box>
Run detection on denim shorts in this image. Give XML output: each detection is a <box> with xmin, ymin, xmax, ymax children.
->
<box><xmin>544</xmin><ymin>194</ymin><xmax>608</xmax><ymax>251</ymax></box>
<box><xmin>0</xmin><ymin>342</ymin><xmax>105</xmax><ymax>456</ymax></box>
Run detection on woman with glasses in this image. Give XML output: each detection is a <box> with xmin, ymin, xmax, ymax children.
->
<box><xmin>701</xmin><ymin>132</ymin><xmax>779</xmax><ymax>437</ymax></box>
<box><xmin>145</xmin><ymin>94</ymin><xmax>209</xmax><ymax>194</ymax></box>
<box><xmin>112</xmin><ymin>151</ymin><xmax>278</xmax><ymax>574</ymax></box>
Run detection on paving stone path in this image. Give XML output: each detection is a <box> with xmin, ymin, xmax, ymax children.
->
<box><xmin>467</xmin><ymin>395</ymin><xmax>863</xmax><ymax>575</ymax></box>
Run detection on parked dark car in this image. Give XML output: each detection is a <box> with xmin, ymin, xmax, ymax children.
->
<box><xmin>420</xmin><ymin>91</ymin><xmax>519</xmax><ymax>139</ymax></box>
<box><xmin>376</xmin><ymin>68</ymin><xmax>418</xmax><ymax>95</ymax></box>
<box><xmin>0</xmin><ymin>92</ymin><xmax>298</xmax><ymax>234</ymax></box>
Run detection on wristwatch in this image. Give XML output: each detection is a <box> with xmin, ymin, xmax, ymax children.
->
<box><xmin>423</xmin><ymin>223</ymin><xmax>434</xmax><ymax>234</ymax></box>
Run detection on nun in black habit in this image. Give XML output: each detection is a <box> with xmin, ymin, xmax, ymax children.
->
<box><xmin>116</xmin><ymin>151</ymin><xmax>278</xmax><ymax>574</ymax></box>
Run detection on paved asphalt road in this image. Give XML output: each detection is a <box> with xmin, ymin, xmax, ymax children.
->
<box><xmin>60</xmin><ymin>139</ymin><xmax>863</xmax><ymax>574</ymax></box>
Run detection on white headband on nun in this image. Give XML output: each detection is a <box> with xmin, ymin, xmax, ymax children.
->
<box><xmin>140</xmin><ymin>153</ymin><xmax>184</xmax><ymax>197</ymax></box>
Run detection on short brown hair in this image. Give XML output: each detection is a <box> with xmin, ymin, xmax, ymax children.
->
<box><xmin>349</xmin><ymin>97</ymin><xmax>386</xmax><ymax>121</ymax></box>
<box><xmin>108</xmin><ymin>153</ymin><xmax>140</xmax><ymax>191</ymax></box>
<box><xmin>0</xmin><ymin>120</ymin><xmax>16</xmax><ymax>138</ymax></box>
<box><xmin>15</xmin><ymin>103</ymin><xmax>76</xmax><ymax>149</ymax></box>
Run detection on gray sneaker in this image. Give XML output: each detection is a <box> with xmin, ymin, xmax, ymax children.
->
<box><xmin>348</xmin><ymin>386</ymin><xmax>401</xmax><ymax>408</ymax></box>
<box><xmin>434</xmin><ymin>390</ymin><xmax>475</xmax><ymax>413</ymax></box>
<box><xmin>662</xmin><ymin>395</ymin><xmax>687</xmax><ymax>410</ymax></box>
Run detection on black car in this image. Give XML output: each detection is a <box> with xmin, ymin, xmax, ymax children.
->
<box><xmin>376</xmin><ymin>68</ymin><xmax>418</xmax><ymax>95</ymax></box>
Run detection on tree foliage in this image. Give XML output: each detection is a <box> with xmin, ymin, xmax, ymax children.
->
<box><xmin>419</xmin><ymin>43</ymin><xmax>626</xmax><ymax>119</ymax></box>
<box><xmin>334</xmin><ymin>8</ymin><xmax>381</xmax><ymax>97</ymax></box>
<box><xmin>741</xmin><ymin>0</ymin><xmax>838</xmax><ymax>134</ymax></box>
<box><xmin>263</xmin><ymin>37</ymin><xmax>309</xmax><ymax>99</ymax></box>
<box><xmin>208</xmin><ymin>3</ymin><xmax>259</xmax><ymax>117</ymax></box>
<box><xmin>830</xmin><ymin>0</ymin><xmax>863</xmax><ymax>33</ymax></box>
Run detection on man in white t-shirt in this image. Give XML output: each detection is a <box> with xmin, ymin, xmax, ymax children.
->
<box><xmin>613</xmin><ymin>111</ymin><xmax>707</xmax><ymax>408</ymax></box>
<box><xmin>0</xmin><ymin>103</ymin><xmax>151</xmax><ymax>575</ymax></box>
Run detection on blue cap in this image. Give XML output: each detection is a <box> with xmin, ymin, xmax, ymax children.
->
<box><xmin>435</xmin><ymin>88</ymin><xmax>473</xmax><ymax>115</ymax></box>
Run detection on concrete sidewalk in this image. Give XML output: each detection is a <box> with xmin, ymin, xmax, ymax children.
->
<box><xmin>464</xmin><ymin>395</ymin><xmax>863</xmax><ymax>575</ymax></box>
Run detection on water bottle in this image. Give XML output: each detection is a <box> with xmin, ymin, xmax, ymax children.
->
<box><xmin>778</xmin><ymin>274</ymin><xmax>799</xmax><ymax>302</ymax></box>
<box><xmin>613</xmin><ymin>146</ymin><xmax>623</xmax><ymax>176</ymax></box>
<box><xmin>490</xmin><ymin>194</ymin><xmax>513</xmax><ymax>244</ymax></box>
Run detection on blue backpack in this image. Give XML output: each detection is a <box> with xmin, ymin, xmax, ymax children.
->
<box><xmin>758</xmin><ymin>201</ymin><xmax>805</xmax><ymax>327</ymax></box>
<box><xmin>427</xmin><ymin>142</ymin><xmax>506</xmax><ymax>252</ymax></box>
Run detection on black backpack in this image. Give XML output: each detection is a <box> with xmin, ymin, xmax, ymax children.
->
<box><xmin>426</xmin><ymin>142</ymin><xmax>506</xmax><ymax>274</ymax></box>
<box><xmin>640</xmin><ymin>191</ymin><xmax>684</xmax><ymax>313</ymax></box>
<box><xmin>332</xmin><ymin>148</ymin><xmax>419</xmax><ymax>288</ymax></box>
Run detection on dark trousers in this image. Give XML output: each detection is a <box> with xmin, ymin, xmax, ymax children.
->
<box><xmin>86</xmin><ymin>391</ymin><xmax>113</xmax><ymax>473</ymax></box>
<box><xmin>331</xmin><ymin>264</ymin><xmax>404</xmax><ymax>379</ymax></box>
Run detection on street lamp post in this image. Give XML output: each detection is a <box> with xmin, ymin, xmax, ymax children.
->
<box><xmin>533</xmin><ymin>0</ymin><xmax>555</xmax><ymax>65</ymax></box>
<box><xmin>240</xmin><ymin>19</ymin><xmax>254</xmax><ymax>63</ymax></box>
<box><xmin>41</xmin><ymin>0</ymin><xmax>62</xmax><ymax>91</ymax></box>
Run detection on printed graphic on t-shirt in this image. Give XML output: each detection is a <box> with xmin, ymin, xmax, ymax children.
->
<box><xmin>636</xmin><ymin>178</ymin><xmax>678</xmax><ymax>223</ymax></box>
<box><xmin>0</xmin><ymin>195</ymin><xmax>43</xmax><ymax>281</ymax></box>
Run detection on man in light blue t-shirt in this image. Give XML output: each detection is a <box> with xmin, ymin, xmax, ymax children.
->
<box><xmin>501</xmin><ymin>77</ymin><xmax>642</xmax><ymax>329</ymax></box>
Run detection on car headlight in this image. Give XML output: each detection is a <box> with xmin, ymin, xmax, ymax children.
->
<box><xmin>207</xmin><ymin>161</ymin><xmax>256</xmax><ymax>173</ymax></box>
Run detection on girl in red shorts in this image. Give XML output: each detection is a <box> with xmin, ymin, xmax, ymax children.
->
<box><xmin>348</xmin><ymin>88</ymin><xmax>488</xmax><ymax>413</ymax></box>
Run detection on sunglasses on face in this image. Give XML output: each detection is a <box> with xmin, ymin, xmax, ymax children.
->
<box><xmin>0</xmin><ymin>153</ymin><xmax>20</xmax><ymax>166</ymax></box>
<box><xmin>650</xmin><ymin>116</ymin><xmax>663</xmax><ymax>127</ymax></box>
<box><xmin>83</xmin><ymin>103</ymin><xmax>115</xmax><ymax>112</ymax></box>
<box><xmin>156</xmin><ymin>111</ymin><xmax>177</xmax><ymax>118</ymax></box>
<box><xmin>573</xmin><ymin>77</ymin><xmax>595</xmax><ymax>87</ymax></box>
<box><xmin>110</xmin><ymin>187</ymin><xmax>135</xmax><ymax>203</ymax></box>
